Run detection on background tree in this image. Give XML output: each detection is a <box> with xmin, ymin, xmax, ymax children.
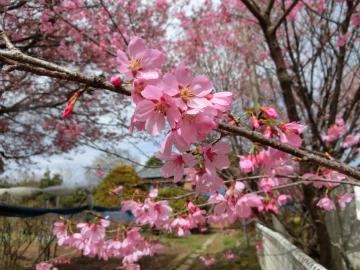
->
<box><xmin>85</xmin><ymin>148</ymin><xmax>141</xmax><ymax>186</ymax></box>
<box><xmin>145</xmin><ymin>156</ymin><xmax>164</xmax><ymax>168</ymax></box>
<box><xmin>94</xmin><ymin>164</ymin><xmax>143</xmax><ymax>207</ymax></box>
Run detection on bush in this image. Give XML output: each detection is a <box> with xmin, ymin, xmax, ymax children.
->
<box><xmin>94</xmin><ymin>164</ymin><xmax>144</xmax><ymax>207</ymax></box>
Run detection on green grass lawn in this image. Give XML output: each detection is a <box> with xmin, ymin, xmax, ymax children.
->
<box><xmin>189</xmin><ymin>229</ymin><xmax>261</xmax><ymax>270</ymax></box>
<box><xmin>145</xmin><ymin>228</ymin><xmax>261</xmax><ymax>270</ymax></box>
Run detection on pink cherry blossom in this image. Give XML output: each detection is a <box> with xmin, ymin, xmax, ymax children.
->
<box><xmin>146</xmin><ymin>199</ymin><xmax>173</xmax><ymax>228</ymax></box>
<box><xmin>263</xmin><ymin>126</ymin><xmax>273</xmax><ymax>138</ymax></box>
<box><xmin>235</xmin><ymin>194</ymin><xmax>263</xmax><ymax>218</ymax></box>
<box><xmin>76</xmin><ymin>219</ymin><xmax>110</xmax><ymax>244</ymax></box>
<box><xmin>157</xmin><ymin>152</ymin><xmax>197</xmax><ymax>181</ymax></box>
<box><xmin>278</xmin><ymin>122</ymin><xmax>306</xmax><ymax>147</ymax></box>
<box><xmin>317</xmin><ymin>196</ymin><xmax>336</xmax><ymax>211</ymax></box>
<box><xmin>149</xmin><ymin>188</ymin><xmax>158</xmax><ymax>199</ymax></box>
<box><xmin>341</xmin><ymin>134</ymin><xmax>360</xmax><ymax>148</ymax></box>
<box><xmin>108</xmin><ymin>185</ymin><xmax>123</xmax><ymax>196</ymax></box>
<box><xmin>187</xmin><ymin>202</ymin><xmax>207</xmax><ymax>230</ymax></box>
<box><xmin>125</xmin><ymin>264</ymin><xmax>140</xmax><ymax>270</ymax></box>
<box><xmin>260</xmin><ymin>177</ymin><xmax>279</xmax><ymax>193</ymax></box>
<box><xmin>122</xmin><ymin>198</ymin><xmax>172</xmax><ymax>229</ymax></box>
<box><xmin>116</xmin><ymin>37</ymin><xmax>165</xmax><ymax>80</ymax></box>
<box><xmin>171</xmin><ymin>216</ymin><xmax>191</xmax><ymax>236</ymax></box>
<box><xmin>131</xmin><ymin>78</ymin><xmax>159</xmax><ymax>104</ymax></box>
<box><xmin>203</xmin><ymin>141</ymin><xmax>231</xmax><ymax>175</ymax></box>
<box><xmin>239</xmin><ymin>155</ymin><xmax>257</xmax><ymax>173</ymax></box>
<box><xmin>96</xmin><ymin>167</ymin><xmax>104</xmax><ymax>177</ymax></box>
<box><xmin>53</xmin><ymin>222</ymin><xmax>68</xmax><ymax>246</ymax></box>
<box><xmin>194</xmin><ymin>170</ymin><xmax>225</xmax><ymax>193</ymax></box>
<box><xmin>322</xmin><ymin>119</ymin><xmax>345</xmax><ymax>142</ymax></box>
<box><xmin>277</xmin><ymin>194</ymin><xmax>290</xmax><ymax>206</ymax></box>
<box><xmin>337</xmin><ymin>193</ymin><xmax>354</xmax><ymax>209</ymax></box>
<box><xmin>163</xmin><ymin>64</ymin><xmax>213</xmax><ymax>110</ymax></box>
<box><xmin>161</xmin><ymin>127</ymin><xmax>190</xmax><ymax>154</ymax></box>
<box><xmin>322</xmin><ymin>169</ymin><xmax>345</xmax><ymax>187</ymax></box>
<box><xmin>303</xmin><ymin>170</ymin><xmax>344</xmax><ymax>188</ymax></box>
<box><xmin>224</xmin><ymin>251</ymin><xmax>236</xmax><ymax>260</ymax></box>
<box><xmin>351</xmin><ymin>13</ymin><xmax>360</xmax><ymax>26</ymax></box>
<box><xmin>256</xmin><ymin>242</ymin><xmax>263</xmax><ymax>250</ymax></box>
<box><xmin>178</xmin><ymin>111</ymin><xmax>217</xmax><ymax>144</ymax></box>
<box><xmin>206</xmin><ymin>92</ymin><xmax>233</xmax><ymax>113</ymax></box>
<box><xmin>234</xmin><ymin>181</ymin><xmax>245</xmax><ymax>193</ymax></box>
<box><xmin>264</xmin><ymin>198</ymin><xmax>280</xmax><ymax>214</ymax></box>
<box><xmin>261</xmin><ymin>106</ymin><xmax>278</xmax><ymax>119</ymax></box>
<box><xmin>337</xmin><ymin>32</ymin><xmax>349</xmax><ymax>47</ymax></box>
<box><xmin>36</xmin><ymin>262</ymin><xmax>57</xmax><ymax>270</ymax></box>
<box><xmin>134</xmin><ymin>84</ymin><xmax>181</xmax><ymax>135</ymax></box>
<box><xmin>199</xmin><ymin>255</ymin><xmax>216</xmax><ymax>267</ymax></box>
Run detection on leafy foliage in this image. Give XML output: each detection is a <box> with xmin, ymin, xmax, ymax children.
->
<box><xmin>145</xmin><ymin>156</ymin><xmax>163</xmax><ymax>167</ymax></box>
<box><xmin>94</xmin><ymin>164</ymin><xmax>144</xmax><ymax>207</ymax></box>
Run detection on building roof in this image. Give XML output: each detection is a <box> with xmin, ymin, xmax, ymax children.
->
<box><xmin>137</xmin><ymin>167</ymin><xmax>163</xmax><ymax>180</ymax></box>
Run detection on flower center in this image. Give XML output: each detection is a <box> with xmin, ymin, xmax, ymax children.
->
<box><xmin>183</xmin><ymin>114</ymin><xmax>196</xmax><ymax>121</ymax></box>
<box><xmin>174</xmin><ymin>155</ymin><xmax>184</xmax><ymax>165</ymax></box>
<box><xmin>205</xmin><ymin>148</ymin><xmax>216</xmax><ymax>162</ymax></box>
<box><xmin>130</xmin><ymin>58</ymin><xmax>141</xmax><ymax>71</ymax></box>
<box><xmin>155</xmin><ymin>101</ymin><xmax>167</xmax><ymax>114</ymax></box>
<box><xmin>180</xmin><ymin>86</ymin><xmax>194</xmax><ymax>100</ymax></box>
<box><xmin>134</xmin><ymin>81</ymin><xmax>145</xmax><ymax>93</ymax></box>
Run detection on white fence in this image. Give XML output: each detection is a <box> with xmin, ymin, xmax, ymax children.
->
<box><xmin>256</xmin><ymin>223</ymin><xmax>327</xmax><ymax>270</ymax></box>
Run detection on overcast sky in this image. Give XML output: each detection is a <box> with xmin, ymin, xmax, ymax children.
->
<box><xmin>4</xmin><ymin>139</ymin><xmax>160</xmax><ymax>186</ymax></box>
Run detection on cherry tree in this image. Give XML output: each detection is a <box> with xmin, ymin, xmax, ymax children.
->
<box><xmin>1</xmin><ymin>1</ymin><xmax>360</xmax><ymax>270</ymax></box>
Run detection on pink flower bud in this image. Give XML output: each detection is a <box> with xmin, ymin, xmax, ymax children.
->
<box><xmin>263</xmin><ymin>126</ymin><xmax>272</xmax><ymax>138</ymax></box>
<box><xmin>277</xmin><ymin>194</ymin><xmax>289</xmax><ymax>206</ymax></box>
<box><xmin>111</xmin><ymin>76</ymin><xmax>122</xmax><ymax>87</ymax></box>
<box><xmin>261</xmin><ymin>106</ymin><xmax>278</xmax><ymax>119</ymax></box>
<box><xmin>251</xmin><ymin>115</ymin><xmax>260</xmax><ymax>129</ymax></box>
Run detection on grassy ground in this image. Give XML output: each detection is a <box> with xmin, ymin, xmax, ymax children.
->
<box><xmin>188</xmin><ymin>229</ymin><xmax>261</xmax><ymax>270</ymax></box>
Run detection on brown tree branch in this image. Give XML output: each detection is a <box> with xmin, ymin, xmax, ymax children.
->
<box><xmin>240</xmin><ymin>0</ymin><xmax>266</xmax><ymax>24</ymax></box>
<box><xmin>0</xmin><ymin>49</ymin><xmax>130</xmax><ymax>96</ymax></box>
<box><xmin>0</xmin><ymin>23</ymin><xmax>16</xmax><ymax>50</ymax></box>
<box><xmin>270</xmin><ymin>0</ymin><xmax>301</xmax><ymax>34</ymax></box>
<box><xmin>218</xmin><ymin>122</ymin><xmax>360</xmax><ymax>180</ymax></box>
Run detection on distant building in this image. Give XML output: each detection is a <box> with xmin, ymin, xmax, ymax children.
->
<box><xmin>137</xmin><ymin>167</ymin><xmax>193</xmax><ymax>190</ymax></box>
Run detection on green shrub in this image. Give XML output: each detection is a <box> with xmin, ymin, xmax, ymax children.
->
<box><xmin>94</xmin><ymin>164</ymin><xmax>143</xmax><ymax>207</ymax></box>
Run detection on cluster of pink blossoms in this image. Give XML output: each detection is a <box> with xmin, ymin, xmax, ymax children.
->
<box><xmin>322</xmin><ymin>117</ymin><xmax>345</xmax><ymax>142</ymax></box>
<box><xmin>114</xmin><ymin>37</ymin><xmax>232</xmax><ymax>142</ymax></box>
<box><xmin>50</xmin><ymin>37</ymin><xmax>357</xmax><ymax>269</ymax></box>
<box><xmin>238</xmin><ymin>108</ymin><xmax>306</xmax><ymax>200</ymax></box>
<box><xmin>52</xmin><ymin>218</ymin><xmax>162</xmax><ymax>270</ymax></box>
<box><xmin>122</xmin><ymin>189</ymin><xmax>206</xmax><ymax>237</ymax></box>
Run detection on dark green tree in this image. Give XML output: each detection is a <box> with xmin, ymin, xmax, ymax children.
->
<box><xmin>145</xmin><ymin>156</ymin><xmax>163</xmax><ymax>167</ymax></box>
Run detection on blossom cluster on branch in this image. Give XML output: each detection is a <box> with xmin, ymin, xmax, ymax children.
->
<box><xmin>46</xmin><ymin>36</ymin><xmax>359</xmax><ymax>270</ymax></box>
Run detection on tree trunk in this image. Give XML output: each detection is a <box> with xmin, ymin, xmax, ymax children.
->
<box><xmin>302</xmin><ymin>185</ymin><xmax>335</xmax><ymax>269</ymax></box>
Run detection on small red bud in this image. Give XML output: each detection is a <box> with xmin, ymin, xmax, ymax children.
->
<box><xmin>111</xmin><ymin>76</ymin><xmax>122</xmax><ymax>87</ymax></box>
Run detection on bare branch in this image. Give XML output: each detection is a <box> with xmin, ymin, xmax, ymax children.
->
<box><xmin>240</xmin><ymin>0</ymin><xmax>266</xmax><ymax>24</ymax></box>
<box><xmin>270</xmin><ymin>0</ymin><xmax>301</xmax><ymax>34</ymax></box>
<box><xmin>0</xmin><ymin>22</ymin><xmax>16</xmax><ymax>50</ymax></box>
<box><xmin>0</xmin><ymin>49</ymin><xmax>130</xmax><ymax>96</ymax></box>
